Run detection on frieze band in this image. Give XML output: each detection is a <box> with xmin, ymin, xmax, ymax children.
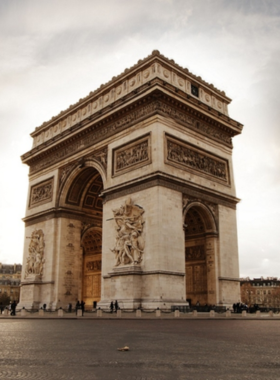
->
<box><xmin>28</xmin><ymin>96</ymin><xmax>232</xmax><ymax>174</ymax></box>
<box><xmin>29</xmin><ymin>177</ymin><xmax>54</xmax><ymax>208</ymax></box>
<box><xmin>113</xmin><ymin>135</ymin><xmax>150</xmax><ymax>176</ymax></box>
<box><xmin>166</xmin><ymin>135</ymin><xmax>229</xmax><ymax>184</ymax></box>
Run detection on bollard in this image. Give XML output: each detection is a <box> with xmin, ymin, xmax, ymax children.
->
<box><xmin>209</xmin><ymin>310</ymin><xmax>215</xmax><ymax>318</ymax></box>
<box><xmin>77</xmin><ymin>309</ymin><xmax>83</xmax><ymax>317</ymax></box>
<box><xmin>256</xmin><ymin>310</ymin><xmax>261</xmax><ymax>318</ymax></box>
<box><xmin>174</xmin><ymin>309</ymin><xmax>180</xmax><ymax>318</ymax></box>
<box><xmin>225</xmin><ymin>310</ymin><xmax>231</xmax><ymax>318</ymax></box>
<box><xmin>268</xmin><ymin>310</ymin><xmax>273</xmax><ymax>318</ymax></box>
<box><xmin>97</xmin><ymin>308</ymin><xmax>102</xmax><ymax>318</ymax></box>
<box><xmin>58</xmin><ymin>308</ymin><xmax>64</xmax><ymax>317</ymax></box>
<box><xmin>117</xmin><ymin>309</ymin><xmax>122</xmax><ymax>318</ymax></box>
<box><xmin>192</xmin><ymin>310</ymin><xmax>198</xmax><ymax>317</ymax></box>
<box><xmin>21</xmin><ymin>308</ymin><xmax>27</xmax><ymax>317</ymax></box>
<box><xmin>136</xmin><ymin>309</ymin><xmax>142</xmax><ymax>318</ymax></box>
<box><xmin>39</xmin><ymin>309</ymin><xmax>45</xmax><ymax>317</ymax></box>
<box><xmin>242</xmin><ymin>310</ymin><xmax>247</xmax><ymax>317</ymax></box>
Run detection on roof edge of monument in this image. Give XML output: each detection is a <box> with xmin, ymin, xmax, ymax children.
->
<box><xmin>31</xmin><ymin>50</ymin><xmax>231</xmax><ymax>138</ymax></box>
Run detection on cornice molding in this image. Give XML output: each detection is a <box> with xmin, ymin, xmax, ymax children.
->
<box><xmin>101</xmin><ymin>171</ymin><xmax>240</xmax><ymax>209</ymax></box>
<box><xmin>22</xmin><ymin>87</ymin><xmax>241</xmax><ymax>174</ymax></box>
<box><xmin>26</xmin><ymin>51</ymin><xmax>242</xmax><ymax>151</ymax></box>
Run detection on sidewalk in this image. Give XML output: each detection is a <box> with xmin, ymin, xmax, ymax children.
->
<box><xmin>1</xmin><ymin>309</ymin><xmax>279</xmax><ymax>320</ymax></box>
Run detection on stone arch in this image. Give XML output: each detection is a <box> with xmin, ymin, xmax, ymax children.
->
<box><xmin>183</xmin><ymin>201</ymin><xmax>218</xmax><ymax>235</ymax></box>
<box><xmin>57</xmin><ymin>161</ymin><xmax>105</xmax><ymax>309</ymax></box>
<box><xmin>81</xmin><ymin>226</ymin><xmax>102</xmax><ymax>307</ymax></box>
<box><xmin>183</xmin><ymin>201</ymin><xmax>219</xmax><ymax>308</ymax></box>
<box><xmin>57</xmin><ymin>159</ymin><xmax>106</xmax><ymax>208</ymax></box>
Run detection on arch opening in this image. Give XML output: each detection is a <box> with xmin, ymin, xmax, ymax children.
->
<box><xmin>184</xmin><ymin>204</ymin><xmax>217</xmax><ymax>308</ymax></box>
<box><xmin>62</xmin><ymin>165</ymin><xmax>104</xmax><ymax>309</ymax></box>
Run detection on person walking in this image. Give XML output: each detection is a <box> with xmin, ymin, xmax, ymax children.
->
<box><xmin>114</xmin><ymin>300</ymin><xmax>119</xmax><ymax>312</ymax></box>
<box><xmin>81</xmin><ymin>300</ymin><xmax>85</xmax><ymax>316</ymax></box>
<box><xmin>10</xmin><ymin>301</ymin><xmax>16</xmax><ymax>316</ymax></box>
<box><xmin>75</xmin><ymin>300</ymin><xmax>80</xmax><ymax>315</ymax></box>
<box><xmin>110</xmin><ymin>301</ymin><xmax>114</xmax><ymax>313</ymax></box>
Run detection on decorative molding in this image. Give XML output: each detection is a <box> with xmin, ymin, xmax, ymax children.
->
<box><xmin>29</xmin><ymin>50</ymin><xmax>237</xmax><ymax>150</ymax></box>
<box><xmin>102</xmin><ymin>172</ymin><xmax>238</xmax><ymax>210</ymax></box>
<box><xmin>25</xmin><ymin>91</ymin><xmax>236</xmax><ymax>174</ymax></box>
<box><xmin>29</xmin><ymin>178</ymin><xmax>54</xmax><ymax>208</ymax></box>
<box><xmin>166</xmin><ymin>134</ymin><xmax>229</xmax><ymax>185</ymax></box>
<box><xmin>112</xmin><ymin>134</ymin><xmax>151</xmax><ymax>176</ymax></box>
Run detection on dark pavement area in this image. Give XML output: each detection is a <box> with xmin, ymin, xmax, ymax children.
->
<box><xmin>0</xmin><ymin>319</ymin><xmax>279</xmax><ymax>380</ymax></box>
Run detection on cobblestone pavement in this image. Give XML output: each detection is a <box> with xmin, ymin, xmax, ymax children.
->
<box><xmin>0</xmin><ymin>319</ymin><xmax>279</xmax><ymax>380</ymax></box>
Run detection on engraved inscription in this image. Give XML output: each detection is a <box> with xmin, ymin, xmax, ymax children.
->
<box><xmin>166</xmin><ymin>135</ymin><xmax>229</xmax><ymax>183</ymax></box>
<box><xmin>29</xmin><ymin>178</ymin><xmax>53</xmax><ymax>207</ymax></box>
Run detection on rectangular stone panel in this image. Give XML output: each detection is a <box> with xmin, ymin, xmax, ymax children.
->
<box><xmin>165</xmin><ymin>134</ymin><xmax>230</xmax><ymax>184</ymax></box>
<box><xmin>29</xmin><ymin>177</ymin><xmax>54</xmax><ymax>208</ymax></box>
<box><xmin>112</xmin><ymin>134</ymin><xmax>151</xmax><ymax>176</ymax></box>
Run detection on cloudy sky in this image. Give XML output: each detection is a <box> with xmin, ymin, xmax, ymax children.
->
<box><xmin>0</xmin><ymin>0</ymin><xmax>279</xmax><ymax>278</ymax></box>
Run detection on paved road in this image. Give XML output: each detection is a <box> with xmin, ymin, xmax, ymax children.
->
<box><xmin>0</xmin><ymin>319</ymin><xmax>279</xmax><ymax>380</ymax></box>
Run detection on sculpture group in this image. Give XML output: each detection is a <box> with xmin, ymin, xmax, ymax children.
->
<box><xmin>111</xmin><ymin>198</ymin><xmax>145</xmax><ymax>266</ymax></box>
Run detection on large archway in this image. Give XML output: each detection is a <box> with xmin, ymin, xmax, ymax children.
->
<box><xmin>60</xmin><ymin>162</ymin><xmax>104</xmax><ymax>309</ymax></box>
<box><xmin>184</xmin><ymin>203</ymin><xmax>218</xmax><ymax>307</ymax></box>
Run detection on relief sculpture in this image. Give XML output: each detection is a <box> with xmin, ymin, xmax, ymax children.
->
<box><xmin>185</xmin><ymin>245</ymin><xmax>205</xmax><ymax>261</ymax></box>
<box><xmin>167</xmin><ymin>137</ymin><xmax>228</xmax><ymax>182</ymax></box>
<box><xmin>111</xmin><ymin>198</ymin><xmax>145</xmax><ymax>266</ymax></box>
<box><xmin>25</xmin><ymin>229</ymin><xmax>45</xmax><ymax>278</ymax></box>
<box><xmin>29</xmin><ymin>178</ymin><xmax>53</xmax><ymax>207</ymax></box>
<box><xmin>116</xmin><ymin>141</ymin><xmax>148</xmax><ymax>171</ymax></box>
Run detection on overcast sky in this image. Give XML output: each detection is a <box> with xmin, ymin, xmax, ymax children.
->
<box><xmin>0</xmin><ymin>0</ymin><xmax>279</xmax><ymax>278</ymax></box>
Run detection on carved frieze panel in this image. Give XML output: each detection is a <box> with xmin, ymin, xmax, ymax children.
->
<box><xmin>185</xmin><ymin>245</ymin><xmax>205</xmax><ymax>262</ymax></box>
<box><xmin>112</xmin><ymin>134</ymin><xmax>151</xmax><ymax>177</ymax></box>
<box><xmin>111</xmin><ymin>198</ymin><xmax>145</xmax><ymax>266</ymax></box>
<box><xmin>86</xmin><ymin>260</ymin><xmax>101</xmax><ymax>272</ymax></box>
<box><xmin>165</xmin><ymin>134</ymin><xmax>230</xmax><ymax>184</ymax></box>
<box><xmin>29</xmin><ymin>177</ymin><xmax>54</xmax><ymax>208</ymax></box>
<box><xmin>25</xmin><ymin>229</ymin><xmax>45</xmax><ymax>279</ymax></box>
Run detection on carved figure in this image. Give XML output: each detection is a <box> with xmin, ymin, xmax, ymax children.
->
<box><xmin>111</xmin><ymin>198</ymin><xmax>145</xmax><ymax>266</ymax></box>
<box><xmin>167</xmin><ymin>139</ymin><xmax>228</xmax><ymax>181</ymax></box>
<box><xmin>25</xmin><ymin>229</ymin><xmax>45</xmax><ymax>278</ymax></box>
<box><xmin>30</xmin><ymin>180</ymin><xmax>53</xmax><ymax>206</ymax></box>
<box><xmin>116</xmin><ymin>140</ymin><xmax>149</xmax><ymax>171</ymax></box>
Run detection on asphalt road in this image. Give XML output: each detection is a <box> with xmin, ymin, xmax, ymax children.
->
<box><xmin>0</xmin><ymin>319</ymin><xmax>279</xmax><ymax>380</ymax></box>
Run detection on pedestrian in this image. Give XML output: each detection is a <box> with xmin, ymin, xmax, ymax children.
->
<box><xmin>75</xmin><ymin>300</ymin><xmax>80</xmax><ymax>315</ymax></box>
<box><xmin>81</xmin><ymin>300</ymin><xmax>85</xmax><ymax>316</ymax></box>
<box><xmin>43</xmin><ymin>303</ymin><xmax>47</xmax><ymax>311</ymax></box>
<box><xmin>10</xmin><ymin>301</ymin><xmax>16</xmax><ymax>316</ymax></box>
<box><xmin>68</xmin><ymin>303</ymin><xmax>72</xmax><ymax>313</ymax></box>
<box><xmin>114</xmin><ymin>300</ymin><xmax>119</xmax><ymax>312</ymax></box>
<box><xmin>110</xmin><ymin>301</ymin><xmax>114</xmax><ymax>313</ymax></box>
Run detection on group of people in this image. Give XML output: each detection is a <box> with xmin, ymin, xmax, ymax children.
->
<box><xmin>75</xmin><ymin>300</ymin><xmax>85</xmax><ymax>315</ymax></box>
<box><xmin>110</xmin><ymin>300</ymin><xmax>119</xmax><ymax>313</ymax></box>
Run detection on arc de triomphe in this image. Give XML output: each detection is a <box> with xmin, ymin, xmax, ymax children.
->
<box><xmin>19</xmin><ymin>51</ymin><xmax>243</xmax><ymax>310</ymax></box>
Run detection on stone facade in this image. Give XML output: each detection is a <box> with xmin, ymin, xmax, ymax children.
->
<box><xmin>19</xmin><ymin>51</ymin><xmax>242</xmax><ymax>310</ymax></box>
<box><xmin>0</xmin><ymin>263</ymin><xmax>22</xmax><ymax>304</ymax></box>
<box><xmin>240</xmin><ymin>277</ymin><xmax>280</xmax><ymax>309</ymax></box>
